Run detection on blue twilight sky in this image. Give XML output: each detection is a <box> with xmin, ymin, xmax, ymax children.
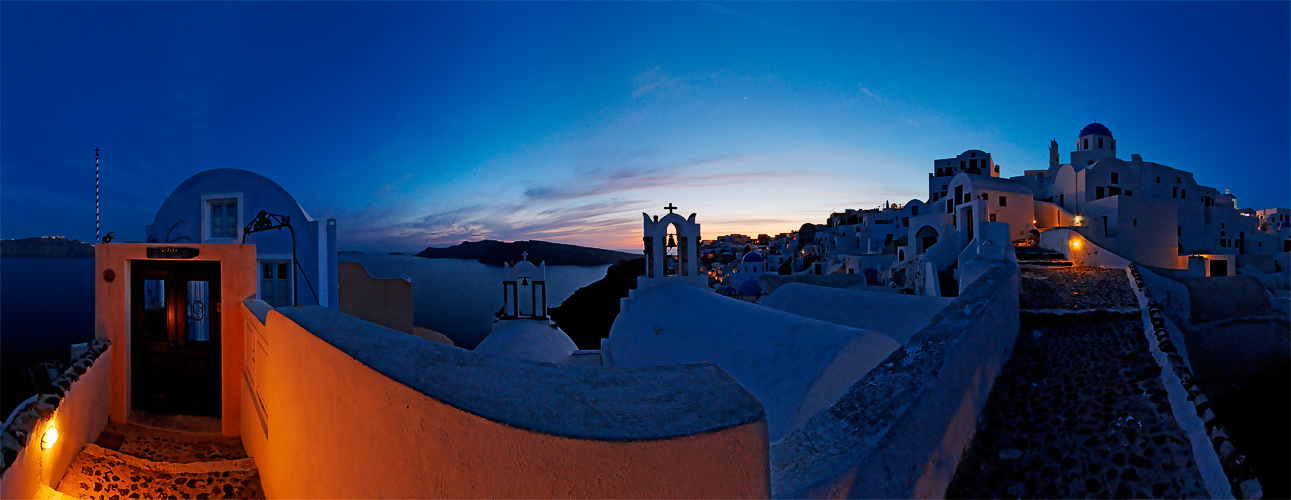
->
<box><xmin>3</xmin><ymin>2</ymin><xmax>1288</xmax><ymax>252</ymax></box>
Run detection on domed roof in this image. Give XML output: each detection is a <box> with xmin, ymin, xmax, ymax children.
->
<box><xmin>742</xmin><ymin>251</ymin><xmax>765</xmax><ymax>263</ymax></box>
<box><xmin>737</xmin><ymin>278</ymin><xmax>761</xmax><ymax>296</ymax></box>
<box><xmin>1079</xmin><ymin>122</ymin><xmax>1113</xmax><ymax>138</ymax></box>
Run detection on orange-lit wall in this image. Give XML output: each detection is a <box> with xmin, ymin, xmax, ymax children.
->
<box><xmin>0</xmin><ymin>345</ymin><xmax>112</xmax><ymax>499</ymax></box>
<box><xmin>241</xmin><ymin>303</ymin><xmax>770</xmax><ymax>499</ymax></box>
<box><xmin>96</xmin><ymin>243</ymin><xmax>257</xmax><ymax>436</ymax></box>
<box><xmin>337</xmin><ymin>261</ymin><xmax>414</xmax><ymax>334</ymax></box>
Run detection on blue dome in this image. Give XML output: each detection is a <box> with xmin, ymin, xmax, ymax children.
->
<box><xmin>1079</xmin><ymin>122</ymin><xmax>1113</xmax><ymax>138</ymax></box>
<box><xmin>737</xmin><ymin>278</ymin><xmax>761</xmax><ymax>296</ymax></box>
<box><xmin>742</xmin><ymin>251</ymin><xmax>765</xmax><ymax>263</ymax></box>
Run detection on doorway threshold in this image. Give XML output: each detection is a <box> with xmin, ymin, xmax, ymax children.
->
<box><xmin>129</xmin><ymin>408</ymin><xmax>222</xmax><ymax>434</ymax></box>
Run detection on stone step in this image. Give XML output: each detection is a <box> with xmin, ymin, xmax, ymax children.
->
<box><xmin>94</xmin><ymin>422</ymin><xmax>246</xmax><ymax>463</ymax></box>
<box><xmin>56</xmin><ymin>444</ymin><xmax>263</xmax><ymax>500</ymax></box>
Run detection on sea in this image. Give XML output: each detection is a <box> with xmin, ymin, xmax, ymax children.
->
<box><xmin>0</xmin><ymin>254</ymin><xmax>608</xmax><ymax>418</ymax></box>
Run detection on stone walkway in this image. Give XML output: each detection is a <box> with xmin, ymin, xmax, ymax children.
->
<box><xmin>948</xmin><ymin>262</ymin><xmax>1208</xmax><ymax>498</ymax></box>
<box><xmin>55</xmin><ymin>422</ymin><xmax>263</xmax><ymax>499</ymax></box>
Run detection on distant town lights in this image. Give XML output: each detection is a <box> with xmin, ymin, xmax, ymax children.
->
<box><xmin>41</xmin><ymin>425</ymin><xmax>58</xmax><ymax>450</ymax></box>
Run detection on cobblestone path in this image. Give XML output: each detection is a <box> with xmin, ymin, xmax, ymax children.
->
<box><xmin>948</xmin><ymin>261</ymin><xmax>1208</xmax><ymax>498</ymax></box>
<box><xmin>55</xmin><ymin>422</ymin><xmax>263</xmax><ymax>499</ymax></box>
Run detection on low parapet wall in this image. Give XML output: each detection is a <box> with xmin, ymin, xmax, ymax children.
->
<box><xmin>0</xmin><ymin>339</ymin><xmax>112</xmax><ymax>499</ymax></box>
<box><xmin>770</xmin><ymin>263</ymin><xmax>1020</xmax><ymax>498</ymax></box>
<box><xmin>240</xmin><ymin>301</ymin><xmax>769</xmax><ymax>498</ymax></box>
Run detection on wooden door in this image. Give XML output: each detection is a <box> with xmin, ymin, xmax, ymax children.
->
<box><xmin>131</xmin><ymin>260</ymin><xmax>221</xmax><ymax>416</ymax></box>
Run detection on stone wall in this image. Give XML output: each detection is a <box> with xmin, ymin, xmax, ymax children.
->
<box><xmin>241</xmin><ymin>302</ymin><xmax>770</xmax><ymax>498</ymax></box>
<box><xmin>0</xmin><ymin>339</ymin><xmax>111</xmax><ymax>499</ymax></box>
<box><xmin>770</xmin><ymin>263</ymin><xmax>1020</xmax><ymax>498</ymax></box>
<box><xmin>1128</xmin><ymin>265</ymin><xmax>1262</xmax><ymax>498</ymax></box>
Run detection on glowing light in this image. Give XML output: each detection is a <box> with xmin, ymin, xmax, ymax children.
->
<box><xmin>41</xmin><ymin>426</ymin><xmax>58</xmax><ymax>450</ymax></box>
<box><xmin>1074</xmin><ymin>216</ymin><xmax>1083</xmax><ymax>225</ymax></box>
<box><xmin>1071</xmin><ymin>239</ymin><xmax>1082</xmax><ymax>249</ymax></box>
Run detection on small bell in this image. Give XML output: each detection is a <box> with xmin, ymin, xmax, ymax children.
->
<box><xmin>667</xmin><ymin>234</ymin><xmax>677</xmax><ymax>248</ymax></box>
<box><xmin>520</xmin><ymin>276</ymin><xmax>529</xmax><ymax>287</ymax></box>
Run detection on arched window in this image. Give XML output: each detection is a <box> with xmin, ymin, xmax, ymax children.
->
<box><xmin>1098</xmin><ymin>137</ymin><xmax>1103</xmax><ymax>148</ymax></box>
<box><xmin>1083</xmin><ymin>138</ymin><xmax>1089</xmax><ymax>149</ymax></box>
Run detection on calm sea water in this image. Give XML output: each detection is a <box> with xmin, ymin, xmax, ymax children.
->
<box><xmin>0</xmin><ymin>255</ymin><xmax>607</xmax><ymax>417</ymax></box>
<box><xmin>1</xmin><ymin>257</ymin><xmax>96</xmax><ymax>418</ymax></box>
<box><xmin>339</xmin><ymin>254</ymin><xmax>609</xmax><ymax>349</ymax></box>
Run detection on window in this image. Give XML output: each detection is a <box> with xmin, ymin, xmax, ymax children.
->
<box><xmin>1177</xmin><ymin>226</ymin><xmax>1182</xmax><ymax>236</ymax></box>
<box><xmin>902</xmin><ymin>217</ymin><xmax>909</xmax><ymax>227</ymax></box>
<box><xmin>970</xmin><ymin>152</ymin><xmax>976</xmax><ymax>158</ymax></box>
<box><xmin>1098</xmin><ymin>137</ymin><xmax>1103</xmax><ymax>148</ymax></box>
<box><xmin>1084</xmin><ymin>138</ymin><xmax>1089</xmax><ymax>149</ymax></box>
<box><xmin>1126</xmin><ymin>190</ymin><xmax>1132</xmax><ymax>197</ymax></box>
<box><xmin>1111</xmin><ymin>139</ymin><xmax>1115</xmax><ymax>150</ymax></box>
<box><xmin>209</xmin><ymin>199</ymin><xmax>238</xmax><ymax>239</ymax></box>
<box><xmin>912</xmin><ymin>206</ymin><xmax>919</xmax><ymax>216</ymax></box>
<box><xmin>1181</xmin><ymin>189</ymin><xmax>1186</xmax><ymax>199</ymax></box>
<box><xmin>989</xmin><ymin>213</ymin><xmax>997</xmax><ymax>222</ymax></box>
<box><xmin>1111</xmin><ymin>172</ymin><xmax>1118</xmax><ymax>184</ymax></box>
<box><xmin>1109</xmin><ymin>187</ymin><xmax>1121</xmax><ymax>196</ymax></box>
<box><xmin>1097</xmin><ymin>186</ymin><xmax>1105</xmax><ymax>199</ymax></box>
<box><xmin>1177</xmin><ymin>177</ymin><xmax>1181</xmax><ymax>183</ymax></box>
<box><xmin>260</xmin><ymin>261</ymin><xmax>292</xmax><ymax>307</ymax></box>
<box><xmin>961</xmin><ymin>160</ymin><xmax>966</xmax><ymax>169</ymax></box>
<box><xmin>1173</xmin><ymin>187</ymin><xmax>1178</xmax><ymax>198</ymax></box>
<box><xmin>1156</xmin><ymin>177</ymin><xmax>1161</xmax><ymax>183</ymax></box>
<box><xmin>1133</xmin><ymin>219</ymin><xmax>1137</xmax><ymax>227</ymax></box>
<box><xmin>999</xmin><ymin>195</ymin><xmax>1007</xmax><ymax>207</ymax></box>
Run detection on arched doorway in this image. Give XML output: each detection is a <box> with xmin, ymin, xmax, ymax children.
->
<box><xmin>915</xmin><ymin>226</ymin><xmax>940</xmax><ymax>255</ymax></box>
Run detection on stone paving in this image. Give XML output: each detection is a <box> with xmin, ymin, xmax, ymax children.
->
<box><xmin>1020</xmin><ymin>266</ymin><xmax>1139</xmax><ymax>311</ymax></box>
<box><xmin>55</xmin><ymin>423</ymin><xmax>263</xmax><ymax>500</ymax></box>
<box><xmin>948</xmin><ymin>261</ymin><xmax>1208</xmax><ymax>498</ymax></box>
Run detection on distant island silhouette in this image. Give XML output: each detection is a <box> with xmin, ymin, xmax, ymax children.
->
<box><xmin>416</xmin><ymin>240</ymin><xmax>640</xmax><ymax>267</ymax></box>
<box><xmin>0</xmin><ymin>236</ymin><xmax>95</xmax><ymax>258</ymax></box>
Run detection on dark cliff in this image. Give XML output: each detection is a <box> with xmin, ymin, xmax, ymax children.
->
<box><xmin>0</xmin><ymin>236</ymin><xmax>95</xmax><ymax>258</ymax></box>
<box><xmin>416</xmin><ymin>240</ymin><xmax>639</xmax><ymax>267</ymax></box>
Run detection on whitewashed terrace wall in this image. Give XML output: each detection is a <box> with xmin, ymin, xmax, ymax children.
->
<box><xmin>770</xmin><ymin>263</ymin><xmax>1020</xmax><ymax>498</ymax></box>
<box><xmin>0</xmin><ymin>339</ymin><xmax>112</xmax><ymax>499</ymax></box>
<box><xmin>241</xmin><ymin>301</ymin><xmax>770</xmax><ymax>498</ymax></box>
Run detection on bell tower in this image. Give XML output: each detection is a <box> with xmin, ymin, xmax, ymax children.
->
<box><xmin>500</xmin><ymin>252</ymin><xmax>547</xmax><ymax>319</ymax></box>
<box><xmin>638</xmin><ymin>204</ymin><xmax>705</xmax><ymax>292</ymax></box>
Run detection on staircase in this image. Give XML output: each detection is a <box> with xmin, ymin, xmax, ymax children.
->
<box><xmin>54</xmin><ymin>422</ymin><xmax>264</xmax><ymax>499</ymax></box>
<box><xmin>947</xmin><ymin>256</ymin><xmax>1210</xmax><ymax>498</ymax></box>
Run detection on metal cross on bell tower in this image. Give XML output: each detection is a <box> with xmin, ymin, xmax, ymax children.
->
<box><xmin>665</xmin><ymin>203</ymin><xmax>677</xmax><ymax>214</ymax></box>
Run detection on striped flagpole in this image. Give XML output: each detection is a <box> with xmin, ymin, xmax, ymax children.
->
<box><xmin>95</xmin><ymin>147</ymin><xmax>100</xmax><ymax>243</ymax></box>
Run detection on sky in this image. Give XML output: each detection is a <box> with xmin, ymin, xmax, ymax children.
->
<box><xmin>3</xmin><ymin>2</ymin><xmax>1288</xmax><ymax>252</ymax></box>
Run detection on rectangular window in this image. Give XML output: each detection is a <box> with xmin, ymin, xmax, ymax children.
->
<box><xmin>1178</xmin><ymin>226</ymin><xmax>1182</xmax><ymax>236</ymax></box>
<box><xmin>902</xmin><ymin>217</ymin><xmax>909</xmax><ymax>226</ymax></box>
<box><xmin>999</xmin><ymin>195</ymin><xmax>1007</xmax><ymax>207</ymax></box>
<box><xmin>209</xmin><ymin>200</ymin><xmax>238</xmax><ymax>238</ymax></box>
<box><xmin>1126</xmin><ymin>190</ymin><xmax>1132</xmax><ymax>197</ymax></box>
<box><xmin>989</xmin><ymin>213</ymin><xmax>997</xmax><ymax>222</ymax></box>
<box><xmin>1133</xmin><ymin>219</ymin><xmax>1137</xmax><ymax>227</ymax></box>
<box><xmin>1156</xmin><ymin>177</ymin><xmax>1161</xmax><ymax>183</ymax></box>
<box><xmin>961</xmin><ymin>160</ymin><xmax>966</xmax><ymax>169</ymax></box>
<box><xmin>1111</xmin><ymin>172</ymin><xmax>1118</xmax><ymax>184</ymax></box>
<box><xmin>1181</xmin><ymin>189</ymin><xmax>1186</xmax><ymax>199</ymax></box>
<box><xmin>1109</xmin><ymin>187</ymin><xmax>1121</xmax><ymax>196</ymax></box>
<box><xmin>260</xmin><ymin>261</ymin><xmax>292</xmax><ymax>307</ymax></box>
<box><xmin>1097</xmin><ymin>186</ymin><xmax>1105</xmax><ymax>199</ymax></box>
<box><xmin>912</xmin><ymin>206</ymin><xmax>919</xmax><ymax>216</ymax></box>
<box><xmin>969</xmin><ymin>159</ymin><xmax>978</xmax><ymax>170</ymax></box>
<box><xmin>1173</xmin><ymin>187</ymin><xmax>1178</xmax><ymax>198</ymax></box>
